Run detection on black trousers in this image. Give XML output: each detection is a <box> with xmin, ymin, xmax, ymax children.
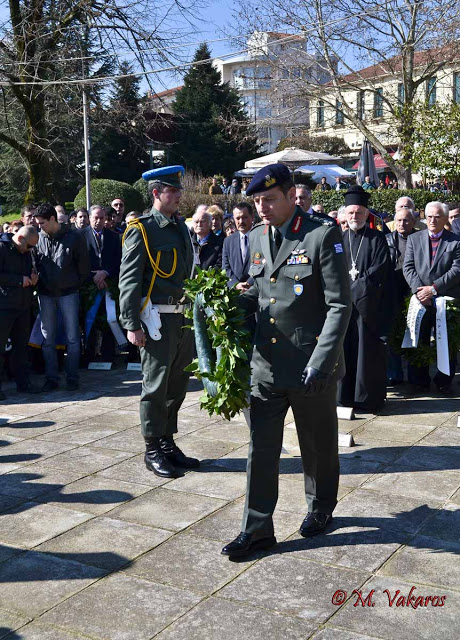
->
<box><xmin>242</xmin><ymin>381</ymin><xmax>339</xmax><ymax>537</ymax></box>
<box><xmin>0</xmin><ymin>307</ymin><xmax>31</xmax><ymax>389</ymax></box>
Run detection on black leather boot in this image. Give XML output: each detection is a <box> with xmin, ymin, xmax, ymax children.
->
<box><xmin>159</xmin><ymin>436</ymin><xmax>200</xmax><ymax>469</ymax></box>
<box><xmin>144</xmin><ymin>438</ymin><xmax>179</xmax><ymax>478</ymax></box>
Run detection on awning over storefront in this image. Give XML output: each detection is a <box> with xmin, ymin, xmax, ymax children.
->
<box><xmin>352</xmin><ymin>152</ymin><xmax>395</xmax><ymax>170</ymax></box>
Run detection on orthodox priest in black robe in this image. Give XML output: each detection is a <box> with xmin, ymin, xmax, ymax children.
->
<box><xmin>337</xmin><ymin>186</ymin><xmax>391</xmax><ymax>412</ymax></box>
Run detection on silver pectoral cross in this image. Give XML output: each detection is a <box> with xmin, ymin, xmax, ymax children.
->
<box><xmin>349</xmin><ymin>262</ymin><xmax>359</xmax><ymax>281</ymax></box>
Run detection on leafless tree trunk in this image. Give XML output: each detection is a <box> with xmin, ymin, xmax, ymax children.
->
<box><xmin>0</xmin><ymin>0</ymin><xmax>203</xmax><ymax>202</ymax></box>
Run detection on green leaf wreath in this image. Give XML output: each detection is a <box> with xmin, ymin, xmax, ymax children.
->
<box><xmin>184</xmin><ymin>268</ymin><xmax>252</xmax><ymax>420</ymax></box>
<box><xmin>389</xmin><ymin>295</ymin><xmax>460</xmax><ymax>367</ymax></box>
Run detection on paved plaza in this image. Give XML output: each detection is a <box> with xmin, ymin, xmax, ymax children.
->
<box><xmin>0</xmin><ymin>367</ymin><xmax>459</xmax><ymax>639</ymax></box>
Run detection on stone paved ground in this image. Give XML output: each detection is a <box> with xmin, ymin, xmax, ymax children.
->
<box><xmin>0</xmin><ymin>368</ymin><xmax>459</xmax><ymax>640</ymax></box>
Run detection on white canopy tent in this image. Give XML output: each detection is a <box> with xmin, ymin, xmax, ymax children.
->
<box><xmin>296</xmin><ymin>164</ymin><xmax>354</xmax><ymax>187</ymax></box>
<box><xmin>245</xmin><ymin>147</ymin><xmax>342</xmax><ymax>169</ymax></box>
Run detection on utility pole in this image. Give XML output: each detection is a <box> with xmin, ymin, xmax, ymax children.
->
<box><xmin>82</xmin><ymin>86</ymin><xmax>91</xmax><ymax>210</ymax></box>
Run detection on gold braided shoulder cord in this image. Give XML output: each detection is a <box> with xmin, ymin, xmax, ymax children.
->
<box><xmin>122</xmin><ymin>220</ymin><xmax>177</xmax><ymax>311</ymax></box>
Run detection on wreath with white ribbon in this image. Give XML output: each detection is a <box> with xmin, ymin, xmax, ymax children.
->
<box><xmin>184</xmin><ymin>268</ymin><xmax>251</xmax><ymax>420</ymax></box>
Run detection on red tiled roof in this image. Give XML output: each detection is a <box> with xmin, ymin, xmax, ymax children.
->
<box><xmin>334</xmin><ymin>44</ymin><xmax>459</xmax><ymax>85</ymax></box>
<box><xmin>153</xmin><ymin>86</ymin><xmax>183</xmax><ymax>99</ymax></box>
<box><xmin>267</xmin><ymin>32</ymin><xmax>303</xmax><ymax>42</ymax></box>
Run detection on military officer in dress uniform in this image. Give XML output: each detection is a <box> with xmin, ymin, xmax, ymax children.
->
<box><xmin>221</xmin><ymin>163</ymin><xmax>352</xmax><ymax>558</ymax></box>
<box><xmin>119</xmin><ymin>166</ymin><xmax>200</xmax><ymax>478</ymax></box>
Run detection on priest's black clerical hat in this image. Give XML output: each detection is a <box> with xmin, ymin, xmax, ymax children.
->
<box><xmin>344</xmin><ymin>185</ymin><xmax>370</xmax><ymax>208</ymax></box>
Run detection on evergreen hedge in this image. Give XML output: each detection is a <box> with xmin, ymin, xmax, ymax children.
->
<box><xmin>132</xmin><ymin>178</ymin><xmax>151</xmax><ymax>211</ymax></box>
<box><xmin>311</xmin><ymin>189</ymin><xmax>460</xmax><ymax>215</ymax></box>
<box><xmin>74</xmin><ymin>179</ymin><xmax>144</xmax><ymax>213</ymax></box>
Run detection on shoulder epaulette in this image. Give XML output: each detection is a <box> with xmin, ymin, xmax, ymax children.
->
<box><xmin>309</xmin><ymin>214</ymin><xmax>334</xmax><ymax>226</ymax></box>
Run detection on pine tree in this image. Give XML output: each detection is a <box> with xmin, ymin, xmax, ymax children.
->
<box><xmin>171</xmin><ymin>44</ymin><xmax>259</xmax><ymax>176</ymax></box>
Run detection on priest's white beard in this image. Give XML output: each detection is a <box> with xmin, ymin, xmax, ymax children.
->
<box><xmin>348</xmin><ymin>220</ymin><xmax>366</xmax><ymax>231</ymax></box>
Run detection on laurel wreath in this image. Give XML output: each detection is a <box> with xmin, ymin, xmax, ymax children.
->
<box><xmin>389</xmin><ymin>295</ymin><xmax>460</xmax><ymax>367</ymax></box>
<box><xmin>184</xmin><ymin>268</ymin><xmax>252</xmax><ymax>420</ymax></box>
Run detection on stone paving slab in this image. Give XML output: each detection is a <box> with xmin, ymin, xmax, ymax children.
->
<box><xmin>0</xmin><ymin>369</ymin><xmax>458</xmax><ymax>639</ymax></box>
<box><xmin>109</xmin><ymin>486</ymin><xmax>227</xmax><ymax>531</ymax></box>
<box><xmin>35</xmin><ymin>516</ymin><xmax>173</xmax><ymax>571</ymax></box>
<box><xmin>362</xmin><ymin>465</ymin><xmax>460</xmax><ymax>502</ymax></box>
<box><xmin>0</xmin><ymin>550</ymin><xmax>106</xmax><ymax>616</ymax></box>
<box><xmin>378</xmin><ymin>534</ymin><xmax>460</xmax><ymax>590</ymax></box>
<box><xmin>219</xmin><ymin>554</ymin><xmax>369</xmax><ymax>622</ymax></box>
<box><xmin>125</xmin><ymin>532</ymin><xmax>250</xmax><ymax>596</ymax></box>
<box><xmin>39</xmin><ymin>573</ymin><xmax>202</xmax><ymax>639</ymax></box>
<box><xmin>156</xmin><ymin>595</ymin><xmax>316</xmax><ymax>639</ymax></box>
<box><xmin>0</xmin><ymin>610</ymin><xmax>31</xmax><ymax>639</ymax></box>
<box><xmin>36</xmin><ymin>474</ymin><xmax>151</xmax><ymax>515</ymax></box>
<box><xmin>164</xmin><ymin>469</ymin><xmax>247</xmax><ymax>501</ymax></box>
<box><xmin>3</xmin><ymin>623</ymin><xmax>91</xmax><ymax>640</ymax></box>
<box><xmin>311</xmin><ymin>630</ymin><xmax>381</xmax><ymax>640</ymax></box>
<box><xmin>0</xmin><ymin>502</ymin><xmax>93</xmax><ymax>547</ymax></box>
<box><xmin>330</xmin><ymin>575</ymin><xmax>460</xmax><ymax>640</ymax></box>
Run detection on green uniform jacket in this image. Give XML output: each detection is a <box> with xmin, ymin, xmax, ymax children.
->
<box><xmin>239</xmin><ymin>207</ymin><xmax>352</xmax><ymax>387</ymax></box>
<box><xmin>119</xmin><ymin>207</ymin><xmax>194</xmax><ymax>332</ymax></box>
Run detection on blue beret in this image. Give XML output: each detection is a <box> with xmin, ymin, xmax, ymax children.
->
<box><xmin>246</xmin><ymin>163</ymin><xmax>292</xmax><ymax>197</ymax></box>
<box><xmin>142</xmin><ymin>165</ymin><xmax>185</xmax><ymax>189</ymax></box>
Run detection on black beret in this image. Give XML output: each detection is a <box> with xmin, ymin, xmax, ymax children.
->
<box><xmin>246</xmin><ymin>163</ymin><xmax>292</xmax><ymax>197</ymax></box>
<box><xmin>344</xmin><ymin>185</ymin><xmax>370</xmax><ymax>208</ymax></box>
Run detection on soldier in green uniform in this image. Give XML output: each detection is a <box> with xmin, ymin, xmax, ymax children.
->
<box><xmin>222</xmin><ymin>164</ymin><xmax>352</xmax><ymax>558</ymax></box>
<box><xmin>119</xmin><ymin>165</ymin><xmax>200</xmax><ymax>478</ymax></box>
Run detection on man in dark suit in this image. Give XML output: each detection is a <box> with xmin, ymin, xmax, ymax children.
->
<box><xmin>221</xmin><ymin>164</ymin><xmax>351</xmax><ymax>559</ymax></box>
<box><xmin>385</xmin><ymin>209</ymin><xmax>418</xmax><ymax>384</ymax></box>
<box><xmin>222</xmin><ymin>202</ymin><xmax>254</xmax><ymax>290</ymax></box>
<box><xmin>191</xmin><ymin>206</ymin><xmax>223</xmax><ymax>270</ymax></box>
<box><xmin>81</xmin><ymin>205</ymin><xmax>122</xmax><ymax>361</ymax></box>
<box><xmin>403</xmin><ymin>201</ymin><xmax>460</xmax><ymax>392</ymax></box>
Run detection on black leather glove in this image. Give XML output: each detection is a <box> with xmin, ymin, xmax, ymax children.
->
<box><xmin>301</xmin><ymin>366</ymin><xmax>330</xmax><ymax>394</ymax></box>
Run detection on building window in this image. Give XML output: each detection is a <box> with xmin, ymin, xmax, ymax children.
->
<box><xmin>454</xmin><ymin>73</ymin><xmax>460</xmax><ymax>103</ymax></box>
<box><xmin>374</xmin><ymin>88</ymin><xmax>383</xmax><ymax>118</ymax></box>
<box><xmin>335</xmin><ymin>99</ymin><xmax>344</xmax><ymax>125</ymax></box>
<box><xmin>357</xmin><ymin>91</ymin><xmax>365</xmax><ymax>120</ymax></box>
<box><xmin>317</xmin><ymin>100</ymin><xmax>325</xmax><ymax>127</ymax></box>
<box><xmin>426</xmin><ymin>77</ymin><xmax>436</xmax><ymax>106</ymax></box>
<box><xmin>398</xmin><ymin>83</ymin><xmax>405</xmax><ymax>106</ymax></box>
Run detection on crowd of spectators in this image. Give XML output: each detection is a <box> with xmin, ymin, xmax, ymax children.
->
<box><xmin>1</xmin><ymin>179</ymin><xmax>459</xmax><ymax>404</ymax></box>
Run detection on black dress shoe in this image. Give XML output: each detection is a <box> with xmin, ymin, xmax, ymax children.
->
<box><xmin>144</xmin><ymin>449</ymin><xmax>179</xmax><ymax>478</ymax></box>
<box><xmin>299</xmin><ymin>512</ymin><xmax>332</xmax><ymax>537</ymax></box>
<box><xmin>159</xmin><ymin>436</ymin><xmax>200</xmax><ymax>469</ymax></box>
<box><xmin>221</xmin><ymin>532</ymin><xmax>277</xmax><ymax>558</ymax></box>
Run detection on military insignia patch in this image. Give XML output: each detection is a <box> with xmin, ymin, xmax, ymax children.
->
<box><xmin>292</xmin><ymin>216</ymin><xmax>302</xmax><ymax>233</ymax></box>
<box><xmin>264</xmin><ymin>175</ymin><xmax>276</xmax><ymax>188</ymax></box>
<box><xmin>293</xmin><ymin>284</ymin><xmax>304</xmax><ymax>296</ymax></box>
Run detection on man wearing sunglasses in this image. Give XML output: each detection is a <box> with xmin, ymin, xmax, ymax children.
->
<box><xmin>0</xmin><ymin>225</ymin><xmax>40</xmax><ymax>399</ymax></box>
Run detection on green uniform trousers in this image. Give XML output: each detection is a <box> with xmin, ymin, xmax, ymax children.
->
<box><xmin>242</xmin><ymin>380</ymin><xmax>339</xmax><ymax>536</ymax></box>
<box><xmin>139</xmin><ymin>313</ymin><xmax>194</xmax><ymax>439</ymax></box>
